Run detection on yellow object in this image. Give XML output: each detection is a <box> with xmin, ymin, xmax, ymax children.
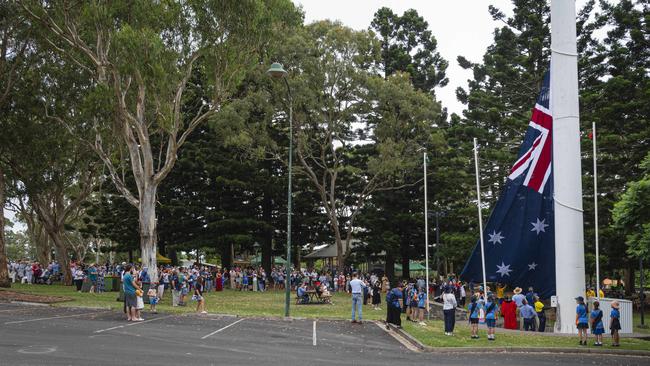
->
<box><xmin>586</xmin><ymin>289</ymin><xmax>595</xmax><ymax>298</ymax></box>
<box><xmin>535</xmin><ymin>300</ymin><xmax>544</xmax><ymax>312</ymax></box>
<box><xmin>598</xmin><ymin>289</ymin><xmax>604</xmax><ymax>298</ymax></box>
<box><xmin>497</xmin><ymin>285</ymin><xmax>505</xmax><ymax>298</ymax></box>
<box><xmin>137</xmin><ymin>253</ymin><xmax>172</xmax><ymax>264</ymax></box>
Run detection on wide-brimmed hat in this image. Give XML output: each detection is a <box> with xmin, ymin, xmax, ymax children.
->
<box><xmin>611</xmin><ymin>301</ymin><xmax>620</xmax><ymax>309</ymax></box>
<box><xmin>513</xmin><ymin>287</ymin><xmax>522</xmax><ymax>294</ymax></box>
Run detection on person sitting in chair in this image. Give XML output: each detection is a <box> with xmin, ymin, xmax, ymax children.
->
<box><xmin>320</xmin><ymin>283</ymin><xmax>332</xmax><ymax>303</ymax></box>
<box><xmin>297</xmin><ymin>283</ymin><xmax>309</xmax><ymax>304</ymax></box>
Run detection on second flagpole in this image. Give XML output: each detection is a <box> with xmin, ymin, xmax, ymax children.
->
<box><xmin>473</xmin><ymin>138</ymin><xmax>489</xmax><ymax>300</ymax></box>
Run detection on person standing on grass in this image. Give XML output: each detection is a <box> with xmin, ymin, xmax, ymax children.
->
<box><xmin>468</xmin><ymin>295</ymin><xmax>482</xmax><ymax>339</ymax></box>
<box><xmin>416</xmin><ymin>287</ymin><xmax>427</xmax><ymax>326</ymax></box>
<box><xmin>123</xmin><ymin>264</ymin><xmax>143</xmax><ymax>322</ymax></box>
<box><xmin>590</xmin><ymin>300</ymin><xmax>604</xmax><ymax>346</ymax></box>
<box><xmin>576</xmin><ymin>296</ymin><xmax>589</xmax><ymax>346</ymax></box>
<box><xmin>371</xmin><ymin>281</ymin><xmax>382</xmax><ymax>310</ymax></box>
<box><xmin>534</xmin><ymin>295</ymin><xmax>546</xmax><ymax>332</ymax></box>
<box><xmin>442</xmin><ymin>286</ymin><xmax>457</xmax><ymax>336</ymax></box>
<box><xmin>386</xmin><ymin>282</ymin><xmax>404</xmax><ymax>329</ymax></box>
<box><xmin>349</xmin><ymin>273</ymin><xmax>365</xmax><ymax>324</ymax></box>
<box><xmin>171</xmin><ymin>269</ymin><xmax>181</xmax><ymax>307</ymax></box>
<box><xmin>610</xmin><ymin>301</ymin><xmax>621</xmax><ymax>347</ymax></box>
<box><xmin>88</xmin><ymin>264</ymin><xmax>98</xmax><ymax>293</ymax></box>
<box><xmin>194</xmin><ymin>276</ymin><xmax>207</xmax><ymax>314</ymax></box>
<box><xmin>501</xmin><ymin>295</ymin><xmax>517</xmax><ymax>330</ymax></box>
<box><xmin>484</xmin><ymin>295</ymin><xmax>498</xmax><ymax>341</ymax></box>
<box><xmin>520</xmin><ymin>299</ymin><xmax>536</xmax><ymax>331</ymax></box>
<box><xmin>73</xmin><ymin>267</ymin><xmax>85</xmax><ymax>292</ymax></box>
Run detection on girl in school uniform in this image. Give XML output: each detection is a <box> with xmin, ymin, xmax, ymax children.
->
<box><xmin>575</xmin><ymin>296</ymin><xmax>589</xmax><ymax>345</ymax></box>
<box><xmin>590</xmin><ymin>300</ymin><xmax>605</xmax><ymax>346</ymax></box>
<box><xmin>610</xmin><ymin>301</ymin><xmax>621</xmax><ymax>347</ymax></box>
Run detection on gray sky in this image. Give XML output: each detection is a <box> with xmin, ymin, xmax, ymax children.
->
<box><xmin>294</xmin><ymin>0</ymin><xmax>588</xmax><ymax>115</ymax></box>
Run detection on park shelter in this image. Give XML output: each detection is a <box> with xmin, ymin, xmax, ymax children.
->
<box><xmin>138</xmin><ymin>253</ymin><xmax>172</xmax><ymax>264</ymax></box>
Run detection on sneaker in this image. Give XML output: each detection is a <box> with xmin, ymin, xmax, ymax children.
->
<box><xmin>419</xmin><ymin>322</ymin><xmax>426</xmax><ymax>326</ymax></box>
<box><xmin>201</xmin><ymin>311</ymin><xmax>207</xmax><ymax>314</ymax></box>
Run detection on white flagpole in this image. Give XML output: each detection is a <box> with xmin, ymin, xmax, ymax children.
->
<box><xmin>593</xmin><ymin>122</ymin><xmax>600</xmax><ymax>300</ymax></box>
<box><xmin>423</xmin><ymin>151</ymin><xmax>430</xmax><ymax>320</ymax></box>
<box><xmin>551</xmin><ymin>0</ymin><xmax>586</xmax><ymax>333</ymax></box>
<box><xmin>473</xmin><ymin>138</ymin><xmax>489</xmax><ymax>299</ymax></box>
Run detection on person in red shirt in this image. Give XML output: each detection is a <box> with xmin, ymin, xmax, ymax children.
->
<box><xmin>501</xmin><ymin>295</ymin><xmax>518</xmax><ymax>330</ymax></box>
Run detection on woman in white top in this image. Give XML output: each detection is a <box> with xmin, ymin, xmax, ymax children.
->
<box><xmin>442</xmin><ymin>286</ymin><xmax>458</xmax><ymax>336</ymax></box>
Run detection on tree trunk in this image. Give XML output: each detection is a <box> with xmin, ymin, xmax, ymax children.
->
<box><xmin>49</xmin><ymin>231</ymin><xmax>72</xmax><ymax>286</ymax></box>
<box><xmin>625</xmin><ymin>264</ymin><xmax>634</xmax><ymax>296</ymax></box>
<box><xmin>220</xmin><ymin>244</ymin><xmax>232</xmax><ymax>269</ymax></box>
<box><xmin>139</xmin><ymin>186</ymin><xmax>158</xmax><ymax>283</ymax></box>
<box><xmin>400</xmin><ymin>239</ymin><xmax>410</xmax><ymax>280</ymax></box>
<box><xmin>332</xmin><ymin>223</ymin><xmax>345</xmax><ymax>273</ymax></box>
<box><xmin>0</xmin><ymin>167</ymin><xmax>10</xmax><ymax>288</ymax></box>
<box><xmin>385</xmin><ymin>251</ymin><xmax>395</xmax><ymax>285</ymax></box>
<box><xmin>261</xmin><ymin>187</ymin><xmax>273</xmax><ymax>274</ymax></box>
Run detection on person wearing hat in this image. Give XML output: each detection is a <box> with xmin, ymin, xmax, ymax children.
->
<box><xmin>512</xmin><ymin>287</ymin><xmax>525</xmax><ymax>330</ymax></box>
<box><xmin>534</xmin><ymin>295</ymin><xmax>546</xmax><ymax>332</ymax></box>
<box><xmin>575</xmin><ymin>296</ymin><xmax>589</xmax><ymax>345</ymax></box>
<box><xmin>610</xmin><ymin>301</ymin><xmax>621</xmax><ymax>346</ymax></box>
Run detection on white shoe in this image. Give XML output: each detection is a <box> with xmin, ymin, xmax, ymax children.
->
<box><xmin>419</xmin><ymin>322</ymin><xmax>426</xmax><ymax>326</ymax></box>
<box><xmin>201</xmin><ymin>311</ymin><xmax>207</xmax><ymax>314</ymax></box>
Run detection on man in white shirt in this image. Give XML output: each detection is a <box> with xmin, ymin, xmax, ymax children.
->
<box><xmin>349</xmin><ymin>272</ymin><xmax>366</xmax><ymax>324</ymax></box>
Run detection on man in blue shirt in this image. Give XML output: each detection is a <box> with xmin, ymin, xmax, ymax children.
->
<box><xmin>349</xmin><ymin>273</ymin><xmax>365</xmax><ymax>324</ymax></box>
<box><xmin>520</xmin><ymin>299</ymin><xmax>536</xmax><ymax>331</ymax></box>
<box><xmin>297</xmin><ymin>283</ymin><xmax>309</xmax><ymax>304</ymax></box>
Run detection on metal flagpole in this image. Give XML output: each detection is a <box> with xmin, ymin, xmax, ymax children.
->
<box><xmin>593</xmin><ymin>122</ymin><xmax>600</xmax><ymax>300</ymax></box>
<box><xmin>423</xmin><ymin>151</ymin><xmax>430</xmax><ymax>320</ymax></box>
<box><xmin>551</xmin><ymin>0</ymin><xmax>586</xmax><ymax>333</ymax></box>
<box><xmin>473</xmin><ymin>138</ymin><xmax>489</xmax><ymax>299</ymax></box>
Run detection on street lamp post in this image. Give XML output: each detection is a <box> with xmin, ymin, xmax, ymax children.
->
<box><xmin>423</xmin><ymin>151</ymin><xmax>430</xmax><ymax>320</ymax></box>
<box><xmin>267</xmin><ymin>62</ymin><xmax>293</xmax><ymax>318</ymax></box>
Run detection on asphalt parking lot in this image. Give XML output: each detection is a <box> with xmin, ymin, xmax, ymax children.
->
<box><xmin>0</xmin><ymin>303</ymin><xmax>648</xmax><ymax>366</ymax></box>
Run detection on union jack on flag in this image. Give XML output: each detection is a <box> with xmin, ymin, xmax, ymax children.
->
<box><xmin>462</xmin><ymin>72</ymin><xmax>556</xmax><ymax>299</ymax></box>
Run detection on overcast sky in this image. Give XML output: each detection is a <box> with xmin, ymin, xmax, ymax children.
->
<box><xmin>294</xmin><ymin>0</ymin><xmax>588</xmax><ymax>116</ymax></box>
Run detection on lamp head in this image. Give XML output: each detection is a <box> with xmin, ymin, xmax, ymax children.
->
<box><xmin>267</xmin><ymin>62</ymin><xmax>287</xmax><ymax>79</ymax></box>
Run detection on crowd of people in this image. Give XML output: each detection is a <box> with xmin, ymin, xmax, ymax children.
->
<box><xmin>7</xmin><ymin>259</ymin><xmax>624</xmax><ymax>346</ymax></box>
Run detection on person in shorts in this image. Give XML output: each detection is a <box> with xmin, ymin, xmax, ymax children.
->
<box><xmin>467</xmin><ymin>295</ymin><xmax>482</xmax><ymax>339</ymax></box>
<box><xmin>147</xmin><ymin>285</ymin><xmax>158</xmax><ymax>313</ymax></box>
<box><xmin>575</xmin><ymin>296</ymin><xmax>589</xmax><ymax>345</ymax></box>
<box><xmin>484</xmin><ymin>295</ymin><xmax>498</xmax><ymax>341</ymax></box>
<box><xmin>416</xmin><ymin>287</ymin><xmax>427</xmax><ymax>326</ymax></box>
<box><xmin>194</xmin><ymin>276</ymin><xmax>206</xmax><ymax>314</ymax></box>
<box><xmin>610</xmin><ymin>301</ymin><xmax>621</xmax><ymax>347</ymax></box>
<box><xmin>122</xmin><ymin>264</ymin><xmax>143</xmax><ymax>322</ymax></box>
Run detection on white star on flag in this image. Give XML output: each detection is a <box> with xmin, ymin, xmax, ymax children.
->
<box><xmin>488</xmin><ymin>231</ymin><xmax>505</xmax><ymax>245</ymax></box>
<box><xmin>528</xmin><ymin>262</ymin><xmax>538</xmax><ymax>271</ymax></box>
<box><xmin>496</xmin><ymin>262</ymin><xmax>512</xmax><ymax>277</ymax></box>
<box><xmin>530</xmin><ymin>218</ymin><xmax>549</xmax><ymax>235</ymax></box>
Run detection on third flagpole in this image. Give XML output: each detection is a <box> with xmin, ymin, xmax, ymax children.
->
<box><xmin>473</xmin><ymin>138</ymin><xmax>489</xmax><ymax>299</ymax></box>
<box><xmin>423</xmin><ymin>150</ymin><xmax>430</xmax><ymax>320</ymax></box>
<box><xmin>593</xmin><ymin>122</ymin><xmax>600</xmax><ymax>299</ymax></box>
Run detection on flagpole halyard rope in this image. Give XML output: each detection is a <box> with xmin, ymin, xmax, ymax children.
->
<box><xmin>553</xmin><ymin>195</ymin><xmax>584</xmax><ymax>213</ymax></box>
<box><xmin>551</xmin><ymin>48</ymin><xmax>579</xmax><ymax>57</ymax></box>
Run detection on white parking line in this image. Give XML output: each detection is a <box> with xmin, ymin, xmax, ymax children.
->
<box><xmin>312</xmin><ymin>320</ymin><xmax>317</xmax><ymax>346</ymax></box>
<box><xmin>94</xmin><ymin>315</ymin><xmax>174</xmax><ymax>334</ymax></box>
<box><xmin>201</xmin><ymin>318</ymin><xmax>245</xmax><ymax>339</ymax></box>
<box><xmin>4</xmin><ymin>310</ymin><xmax>109</xmax><ymax>325</ymax></box>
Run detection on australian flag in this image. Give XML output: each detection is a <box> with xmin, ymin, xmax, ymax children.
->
<box><xmin>461</xmin><ymin>72</ymin><xmax>555</xmax><ymax>299</ymax></box>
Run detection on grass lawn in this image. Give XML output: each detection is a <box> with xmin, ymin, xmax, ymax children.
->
<box><xmin>401</xmin><ymin>320</ymin><xmax>650</xmax><ymax>351</ymax></box>
<box><xmin>4</xmin><ymin>284</ymin><xmax>650</xmax><ymax>351</ymax></box>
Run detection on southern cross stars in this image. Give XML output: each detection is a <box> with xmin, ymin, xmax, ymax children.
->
<box><xmin>496</xmin><ymin>262</ymin><xmax>512</xmax><ymax>277</ymax></box>
<box><xmin>528</xmin><ymin>262</ymin><xmax>538</xmax><ymax>271</ymax></box>
<box><xmin>488</xmin><ymin>231</ymin><xmax>505</xmax><ymax>245</ymax></box>
<box><xmin>531</xmin><ymin>218</ymin><xmax>549</xmax><ymax>235</ymax></box>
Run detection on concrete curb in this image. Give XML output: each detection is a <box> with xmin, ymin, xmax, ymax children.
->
<box><xmin>387</xmin><ymin>324</ymin><xmax>650</xmax><ymax>357</ymax></box>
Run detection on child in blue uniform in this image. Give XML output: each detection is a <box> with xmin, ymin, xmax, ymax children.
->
<box><xmin>467</xmin><ymin>295</ymin><xmax>483</xmax><ymax>339</ymax></box>
<box><xmin>484</xmin><ymin>295</ymin><xmax>498</xmax><ymax>341</ymax></box>
<box><xmin>575</xmin><ymin>296</ymin><xmax>589</xmax><ymax>345</ymax></box>
<box><xmin>610</xmin><ymin>301</ymin><xmax>621</xmax><ymax>347</ymax></box>
<box><xmin>590</xmin><ymin>300</ymin><xmax>605</xmax><ymax>346</ymax></box>
<box><xmin>416</xmin><ymin>288</ymin><xmax>427</xmax><ymax>326</ymax></box>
